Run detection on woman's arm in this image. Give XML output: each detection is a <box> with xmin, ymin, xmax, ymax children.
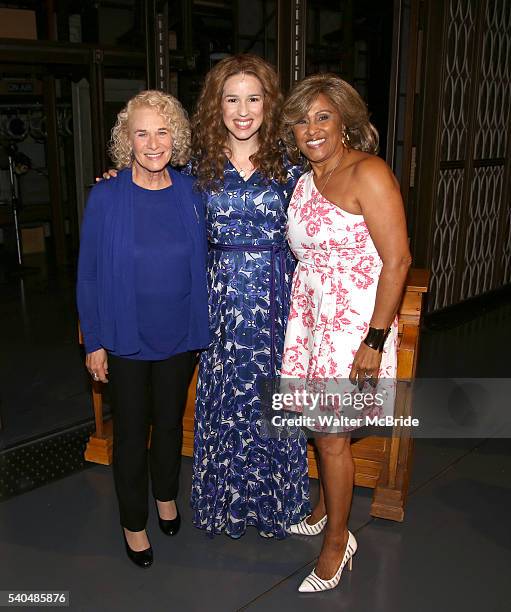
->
<box><xmin>77</xmin><ymin>188</ymin><xmax>109</xmax><ymax>382</ymax></box>
<box><xmin>349</xmin><ymin>156</ymin><xmax>411</xmax><ymax>387</ymax></box>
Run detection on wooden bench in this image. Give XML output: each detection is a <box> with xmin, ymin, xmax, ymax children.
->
<box><xmin>82</xmin><ymin>268</ymin><xmax>429</xmax><ymax>521</ymax></box>
<box><xmin>348</xmin><ymin>268</ymin><xmax>429</xmax><ymax>521</ymax></box>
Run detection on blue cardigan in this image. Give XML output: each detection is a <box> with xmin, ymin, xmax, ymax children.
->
<box><xmin>77</xmin><ymin>167</ymin><xmax>210</xmax><ymax>356</ymax></box>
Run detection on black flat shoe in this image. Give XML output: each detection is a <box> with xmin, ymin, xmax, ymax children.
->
<box><xmin>155</xmin><ymin>500</ymin><xmax>181</xmax><ymax>536</ymax></box>
<box><xmin>122</xmin><ymin>530</ymin><xmax>153</xmax><ymax>568</ymax></box>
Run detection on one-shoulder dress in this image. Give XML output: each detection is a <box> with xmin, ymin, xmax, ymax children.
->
<box><xmin>281</xmin><ymin>171</ymin><xmax>397</xmax><ymax>430</ymax></box>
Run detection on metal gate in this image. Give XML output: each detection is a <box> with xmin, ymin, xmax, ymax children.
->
<box><xmin>410</xmin><ymin>0</ymin><xmax>511</xmax><ymax>311</ymax></box>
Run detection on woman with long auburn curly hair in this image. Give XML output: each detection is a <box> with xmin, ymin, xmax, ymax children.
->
<box><xmin>191</xmin><ymin>54</ymin><xmax>287</xmax><ymax>190</ymax></box>
<box><xmin>189</xmin><ymin>54</ymin><xmax>310</xmax><ymax>539</ymax></box>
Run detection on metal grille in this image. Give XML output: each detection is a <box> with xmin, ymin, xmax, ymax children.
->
<box><xmin>0</xmin><ymin>423</ymin><xmax>94</xmax><ymax>502</ymax></box>
<box><xmin>440</xmin><ymin>0</ymin><xmax>475</xmax><ymax>161</ymax></box>
<box><xmin>474</xmin><ymin>0</ymin><xmax>511</xmax><ymax>159</ymax></box>
<box><xmin>430</xmin><ymin>168</ymin><xmax>464</xmax><ymax>311</ymax></box>
<box><xmin>461</xmin><ymin>165</ymin><xmax>503</xmax><ymax>299</ymax></box>
<box><xmin>503</xmin><ymin>206</ymin><xmax>511</xmax><ymax>283</ymax></box>
<box><xmin>426</xmin><ymin>0</ymin><xmax>511</xmax><ymax>311</ymax></box>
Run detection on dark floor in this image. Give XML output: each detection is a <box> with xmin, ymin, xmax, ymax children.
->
<box><xmin>0</xmin><ymin>439</ymin><xmax>510</xmax><ymax>612</ymax></box>
<box><xmin>0</xmin><ymin>250</ymin><xmax>111</xmax><ymax>450</ymax></box>
<box><xmin>1</xmin><ymin>250</ymin><xmax>510</xmax><ymax>611</ymax></box>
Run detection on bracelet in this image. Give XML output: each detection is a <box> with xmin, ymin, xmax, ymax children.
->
<box><xmin>363</xmin><ymin>326</ymin><xmax>390</xmax><ymax>352</ymax></box>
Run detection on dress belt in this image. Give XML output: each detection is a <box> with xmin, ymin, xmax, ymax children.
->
<box><xmin>209</xmin><ymin>242</ymin><xmax>287</xmax><ymax>375</ymax></box>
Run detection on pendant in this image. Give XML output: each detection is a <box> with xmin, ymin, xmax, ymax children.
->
<box><xmin>239</xmin><ymin>169</ymin><xmax>246</xmax><ymax>178</ymax></box>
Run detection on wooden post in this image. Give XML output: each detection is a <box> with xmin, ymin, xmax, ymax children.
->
<box><xmin>78</xmin><ymin>324</ymin><xmax>113</xmax><ymax>465</ymax></box>
<box><xmin>306</xmin><ymin>268</ymin><xmax>429</xmax><ymax>521</ymax></box>
<box><xmin>369</xmin><ymin>270</ymin><xmax>429</xmax><ymax>521</ymax></box>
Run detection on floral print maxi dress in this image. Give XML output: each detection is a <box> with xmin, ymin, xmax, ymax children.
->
<box><xmin>281</xmin><ymin>171</ymin><xmax>397</xmax><ymax>430</ymax></box>
<box><xmin>191</xmin><ymin>162</ymin><xmax>310</xmax><ymax>538</ymax></box>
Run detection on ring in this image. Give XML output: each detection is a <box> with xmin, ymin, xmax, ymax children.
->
<box><xmin>364</xmin><ymin>372</ymin><xmax>372</xmax><ymax>379</ymax></box>
<box><xmin>92</xmin><ymin>372</ymin><xmax>99</xmax><ymax>381</ymax></box>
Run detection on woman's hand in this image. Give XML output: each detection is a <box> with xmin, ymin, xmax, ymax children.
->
<box><xmin>95</xmin><ymin>169</ymin><xmax>118</xmax><ymax>182</ymax></box>
<box><xmin>85</xmin><ymin>348</ymin><xmax>109</xmax><ymax>383</ymax></box>
<box><xmin>349</xmin><ymin>342</ymin><xmax>382</xmax><ymax>390</ymax></box>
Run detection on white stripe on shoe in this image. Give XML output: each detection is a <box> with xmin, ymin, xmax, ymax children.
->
<box><xmin>287</xmin><ymin>514</ymin><xmax>327</xmax><ymax>535</ymax></box>
<box><xmin>298</xmin><ymin>531</ymin><xmax>357</xmax><ymax>593</ymax></box>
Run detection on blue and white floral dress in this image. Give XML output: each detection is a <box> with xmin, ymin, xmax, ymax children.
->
<box><xmin>191</xmin><ymin>161</ymin><xmax>310</xmax><ymax>538</ymax></box>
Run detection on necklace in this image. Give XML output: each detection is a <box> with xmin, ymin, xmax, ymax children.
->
<box><xmin>317</xmin><ymin>152</ymin><xmax>346</xmax><ymax>193</ymax></box>
<box><xmin>230</xmin><ymin>156</ymin><xmax>254</xmax><ymax>179</ymax></box>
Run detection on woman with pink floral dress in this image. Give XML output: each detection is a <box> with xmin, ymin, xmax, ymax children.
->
<box><xmin>279</xmin><ymin>74</ymin><xmax>411</xmax><ymax>593</ymax></box>
<box><xmin>282</xmin><ymin>170</ymin><xmax>399</xmax><ymax>386</ymax></box>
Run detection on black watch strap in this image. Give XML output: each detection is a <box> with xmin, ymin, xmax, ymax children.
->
<box><xmin>363</xmin><ymin>326</ymin><xmax>390</xmax><ymax>352</ymax></box>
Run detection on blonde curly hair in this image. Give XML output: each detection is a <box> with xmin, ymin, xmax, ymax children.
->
<box><xmin>109</xmin><ymin>90</ymin><xmax>191</xmax><ymax>168</ymax></box>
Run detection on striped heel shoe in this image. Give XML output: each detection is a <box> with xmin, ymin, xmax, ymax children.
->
<box><xmin>287</xmin><ymin>514</ymin><xmax>327</xmax><ymax>535</ymax></box>
<box><xmin>298</xmin><ymin>531</ymin><xmax>357</xmax><ymax>593</ymax></box>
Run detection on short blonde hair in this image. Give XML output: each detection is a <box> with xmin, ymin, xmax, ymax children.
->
<box><xmin>281</xmin><ymin>73</ymin><xmax>379</xmax><ymax>166</ymax></box>
<box><xmin>109</xmin><ymin>90</ymin><xmax>191</xmax><ymax>169</ymax></box>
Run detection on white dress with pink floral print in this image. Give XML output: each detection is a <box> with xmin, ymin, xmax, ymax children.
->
<box><xmin>281</xmin><ymin>171</ymin><xmax>398</xmax><ymax>394</ymax></box>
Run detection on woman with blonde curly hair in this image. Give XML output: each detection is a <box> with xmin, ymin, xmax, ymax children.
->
<box><xmin>189</xmin><ymin>54</ymin><xmax>310</xmax><ymax>539</ymax></box>
<box><xmin>77</xmin><ymin>90</ymin><xmax>209</xmax><ymax>567</ymax></box>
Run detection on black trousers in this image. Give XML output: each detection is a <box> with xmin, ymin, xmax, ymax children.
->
<box><xmin>108</xmin><ymin>351</ymin><xmax>195</xmax><ymax>531</ymax></box>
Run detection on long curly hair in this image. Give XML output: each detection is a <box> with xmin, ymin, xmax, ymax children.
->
<box><xmin>109</xmin><ymin>90</ymin><xmax>191</xmax><ymax>169</ymax></box>
<box><xmin>191</xmin><ymin>54</ymin><xmax>287</xmax><ymax>190</ymax></box>
<box><xmin>281</xmin><ymin>73</ymin><xmax>379</xmax><ymax>169</ymax></box>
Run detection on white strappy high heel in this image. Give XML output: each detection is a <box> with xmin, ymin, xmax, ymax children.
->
<box><xmin>287</xmin><ymin>514</ymin><xmax>327</xmax><ymax>535</ymax></box>
<box><xmin>298</xmin><ymin>531</ymin><xmax>357</xmax><ymax>593</ymax></box>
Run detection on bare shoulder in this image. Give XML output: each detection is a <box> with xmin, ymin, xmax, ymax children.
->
<box><xmin>352</xmin><ymin>154</ymin><xmax>398</xmax><ymax>190</ymax></box>
<box><xmin>354</xmin><ymin>153</ymin><xmax>395</xmax><ymax>180</ymax></box>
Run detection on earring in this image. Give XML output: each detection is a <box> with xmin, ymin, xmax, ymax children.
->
<box><xmin>341</xmin><ymin>128</ymin><xmax>351</xmax><ymax>148</ymax></box>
